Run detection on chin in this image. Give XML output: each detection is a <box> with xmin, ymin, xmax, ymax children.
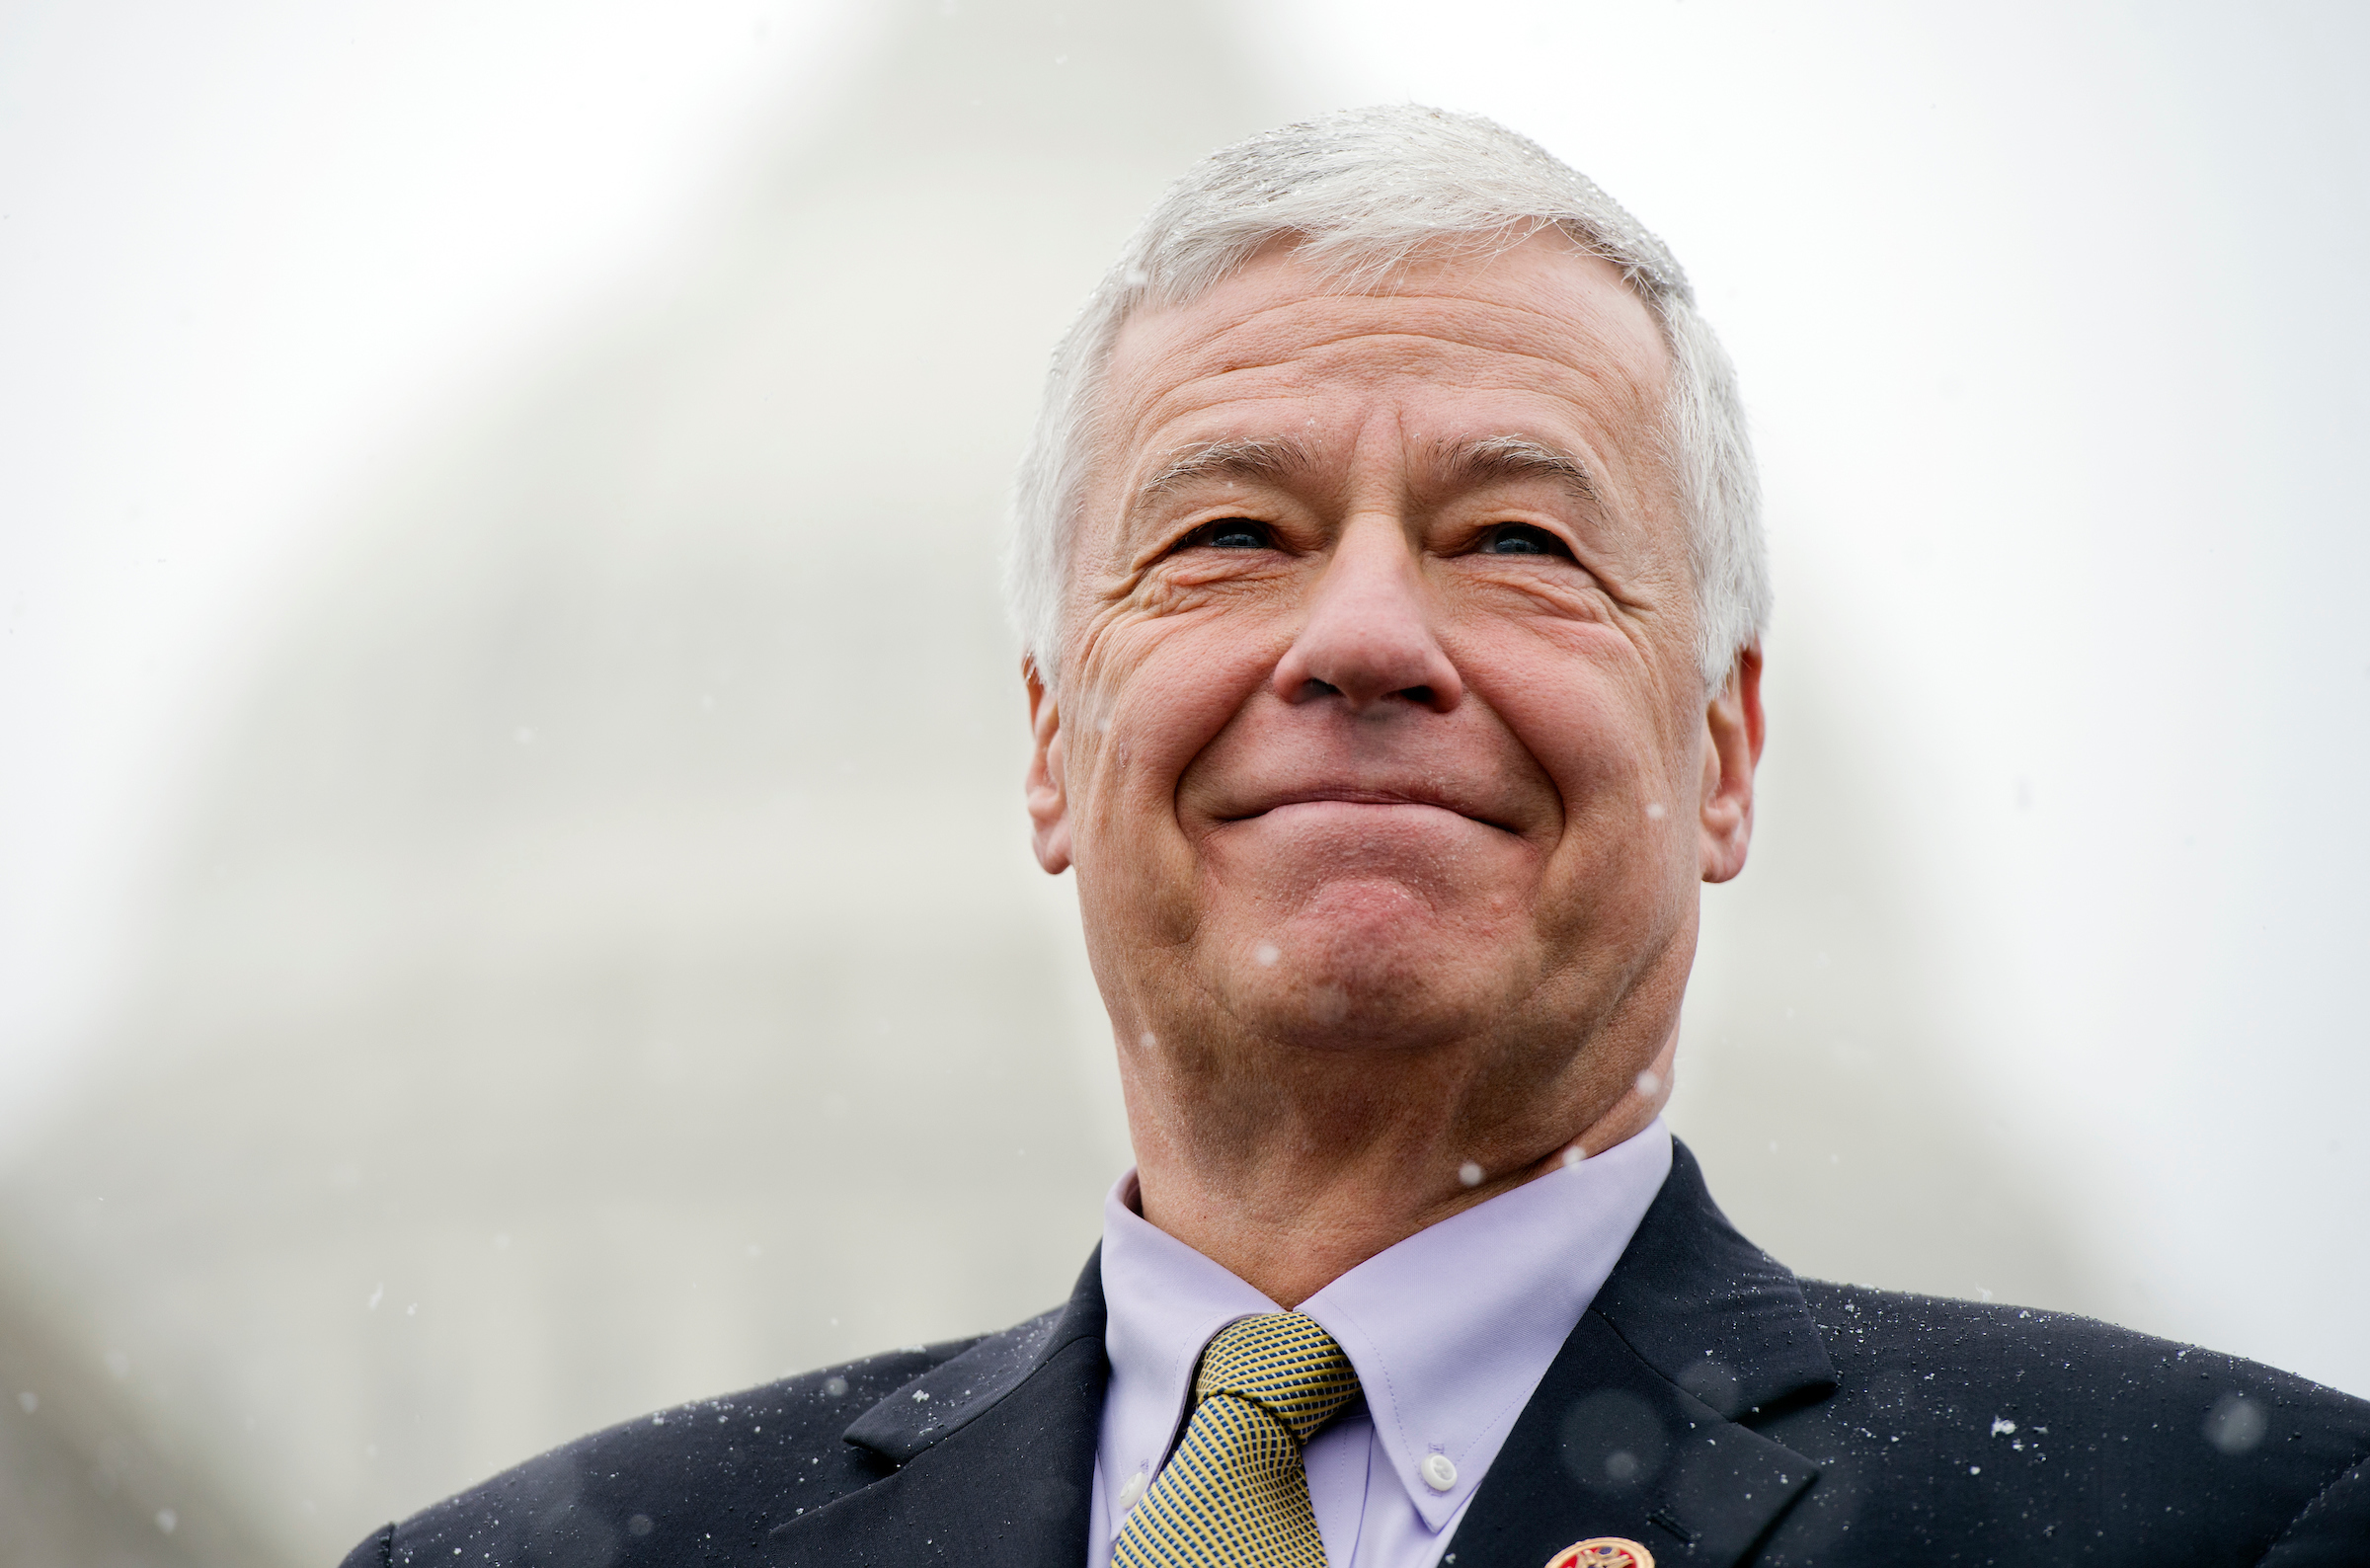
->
<box><xmin>1213</xmin><ymin>885</ymin><xmax>1509</xmax><ymax>1050</ymax></box>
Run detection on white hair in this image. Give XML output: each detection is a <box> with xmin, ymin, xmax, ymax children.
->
<box><xmin>1006</xmin><ymin>105</ymin><xmax>1769</xmax><ymax>693</ymax></box>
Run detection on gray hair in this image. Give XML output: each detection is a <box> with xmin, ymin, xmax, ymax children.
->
<box><xmin>1006</xmin><ymin>105</ymin><xmax>1769</xmax><ymax>693</ymax></box>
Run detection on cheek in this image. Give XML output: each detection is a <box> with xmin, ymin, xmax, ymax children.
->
<box><xmin>1464</xmin><ymin>634</ymin><xmax>1695</xmax><ymax>898</ymax></box>
<box><xmin>1460</xmin><ymin>627</ymin><xmax>1639</xmax><ymax>802</ymax></box>
<box><xmin>1063</xmin><ymin>611</ymin><xmax>1285</xmax><ymax>860</ymax></box>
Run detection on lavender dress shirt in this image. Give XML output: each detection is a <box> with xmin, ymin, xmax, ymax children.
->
<box><xmin>1086</xmin><ymin>1119</ymin><xmax>1673</xmax><ymax>1568</ymax></box>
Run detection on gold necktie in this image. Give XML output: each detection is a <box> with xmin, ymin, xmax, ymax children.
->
<box><xmin>1113</xmin><ymin>1312</ymin><xmax>1364</xmax><ymax>1568</ymax></box>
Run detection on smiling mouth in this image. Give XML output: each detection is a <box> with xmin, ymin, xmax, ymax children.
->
<box><xmin>1234</xmin><ymin>791</ymin><xmax>1523</xmax><ymax>834</ymax></box>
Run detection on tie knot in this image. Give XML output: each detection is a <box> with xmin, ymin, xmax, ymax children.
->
<box><xmin>1195</xmin><ymin>1313</ymin><xmax>1362</xmax><ymax>1444</ymax></box>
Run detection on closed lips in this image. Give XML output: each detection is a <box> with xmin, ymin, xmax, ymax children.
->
<box><xmin>1231</xmin><ymin>788</ymin><xmax>1523</xmax><ymax>834</ymax></box>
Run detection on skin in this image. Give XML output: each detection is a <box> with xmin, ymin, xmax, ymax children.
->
<box><xmin>1024</xmin><ymin>233</ymin><xmax>1764</xmax><ymax>1307</ymax></box>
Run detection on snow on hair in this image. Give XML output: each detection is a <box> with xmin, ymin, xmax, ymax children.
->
<box><xmin>1005</xmin><ymin>104</ymin><xmax>1769</xmax><ymax>692</ymax></box>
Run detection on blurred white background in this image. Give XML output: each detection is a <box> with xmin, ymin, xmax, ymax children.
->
<box><xmin>2</xmin><ymin>2</ymin><xmax>2364</xmax><ymax>1563</ymax></box>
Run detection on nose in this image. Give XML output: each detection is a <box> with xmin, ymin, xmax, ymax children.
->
<box><xmin>1271</xmin><ymin>517</ymin><xmax>1463</xmax><ymax>714</ymax></box>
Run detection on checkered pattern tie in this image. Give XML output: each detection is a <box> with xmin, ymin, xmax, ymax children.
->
<box><xmin>1112</xmin><ymin>1312</ymin><xmax>1364</xmax><ymax>1568</ymax></box>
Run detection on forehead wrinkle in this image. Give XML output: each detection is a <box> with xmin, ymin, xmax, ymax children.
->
<box><xmin>1123</xmin><ymin>343</ymin><xmax>1643</xmax><ymax>468</ymax></box>
<box><xmin>1156</xmin><ymin>277</ymin><xmax>1665</xmax><ymax>380</ymax></box>
<box><xmin>1110</xmin><ymin>259</ymin><xmax>1668</xmax><ymax>415</ymax></box>
<box><xmin>1149</xmin><ymin>328</ymin><xmax>1666</xmax><ymax>442</ymax></box>
<box><xmin>1186</xmin><ymin>307</ymin><xmax>1644</xmax><ymax>384</ymax></box>
<box><xmin>1097</xmin><ymin>264</ymin><xmax>1674</xmax><ymax>539</ymax></box>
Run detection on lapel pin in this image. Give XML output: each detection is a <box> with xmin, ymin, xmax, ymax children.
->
<box><xmin>1544</xmin><ymin>1539</ymin><xmax>1654</xmax><ymax>1568</ymax></box>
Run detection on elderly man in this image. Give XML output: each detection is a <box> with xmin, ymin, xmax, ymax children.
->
<box><xmin>345</xmin><ymin>108</ymin><xmax>2369</xmax><ymax>1568</ymax></box>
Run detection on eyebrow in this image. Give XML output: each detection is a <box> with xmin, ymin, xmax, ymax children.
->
<box><xmin>1131</xmin><ymin>433</ymin><xmax>1600</xmax><ymax>515</ymax></box>
<box><xmin>1134</xmin><ymin>436</ymin><xmax>1316</xmax><ymax>502</ymax></box>
<box><xmin>1435</xmin><ymin>434</ymin><xmax>1600</xmax><ymax>507</ymax></box>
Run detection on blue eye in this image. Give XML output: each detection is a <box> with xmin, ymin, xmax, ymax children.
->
<box><xmin>1481</xmin><ymin>524</ymin><xmax>1567</xmax><ymax>557</ymax></box>
<box><xmin>1190</xmin><ymin>520</ymin><xmax>1273</xmax><ymax>550</ymax></box>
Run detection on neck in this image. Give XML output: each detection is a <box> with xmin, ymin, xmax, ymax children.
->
<box><xmin>1120</xmin><ymin>1021</ymin><xmax>1677</xmax><ymax>1307</ymax></box>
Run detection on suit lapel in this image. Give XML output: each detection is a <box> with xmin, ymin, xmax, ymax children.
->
<box><xmin>1452</xmin><ymin>1141</ymin><xmax>1836</xmax><ymax>1568</ymax></box>
<box><xmin>768</xmin><ymin>1143</ymin><xmax>1827</xmax><ymax>1568</ymax></box>
<box><xmin>768</xmin><ymin>1251</ymin><xmax>1109</xmax><ymax>1567</ymax></box>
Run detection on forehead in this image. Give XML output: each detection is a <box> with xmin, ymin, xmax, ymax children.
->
<box><xmin>1096</xmin><ymin>234</ymin><xmax>1672</xmax><ymax>488</ymax></box>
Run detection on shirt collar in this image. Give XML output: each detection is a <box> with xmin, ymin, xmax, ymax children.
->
<box><xmin>1098</xmin><ymin>1118</ymin><xmax>1674</xmax><ymax>1532</ymax></box>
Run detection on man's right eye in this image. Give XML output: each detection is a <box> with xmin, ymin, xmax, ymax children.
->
<box><xmin>1182</xmin><ymin>519</ymin><xmax>1273</xmax><ymax>551</ymax></box>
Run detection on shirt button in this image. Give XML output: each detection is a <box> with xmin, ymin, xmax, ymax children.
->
<box><xmin>1421</xmin><ymin>1453</ymin><xmax>1458</xmax><ymax>1492</ymax></box>
<box><xmin>1117</xmin><ymin>1468</ymin><xmax>1148</xmax><ymax>1512</ymax></box>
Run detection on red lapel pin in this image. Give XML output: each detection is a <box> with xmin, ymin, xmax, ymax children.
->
<box><xmin>1542</xmin><ymin>1539</ymin><xmax>1655</xmax><ymax>1568</ymax></box>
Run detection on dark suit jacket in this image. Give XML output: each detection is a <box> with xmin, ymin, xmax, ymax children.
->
<box><xmin>342</xmin><ymin>1143</ymin><xmax>2370</xmax><ymax>1566</ymax></box>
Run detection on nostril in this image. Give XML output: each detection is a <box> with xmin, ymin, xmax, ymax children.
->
<box><xmin>1402</xmin><ymin>685</ymin><xmax>1435</xmax><ymax>707</ymax></box>
<box><xmin>1299</xmin><ymin>677</ymin><xmax>1341</xmax><ymax>700</ymax></box>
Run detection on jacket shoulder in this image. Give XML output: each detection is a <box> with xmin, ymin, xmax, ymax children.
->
<box><xmin>339</xmin><ymin>1338</ymin><xmax>977</xmax><ymax>1568</ymax></box>
<box><xmin>1749</xmin><ymin>1281</ymin><xmax>2370</xmax><ymax>1565</ymax></box>
<box><xmin>1797</xmin><ymin>1278</ymin><xmax>2367</xmax><ymax>1421</ymax></box>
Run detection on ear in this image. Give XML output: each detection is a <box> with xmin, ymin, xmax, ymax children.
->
<box><xmin>1024</xmin><ymin>658</ymin><xmax>1073</xmax><ymax>875</ymax></box>
<box><xmin>1698</xmin><ymin>644</ymin><xmax>1765</xmax><ymax>884</ymax></box>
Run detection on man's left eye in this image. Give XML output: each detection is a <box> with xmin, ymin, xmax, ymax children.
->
<box><xmin>1477</xmin><ymin>524</ymin><xmax>1569</xmax><ymax>558</ymax></box>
